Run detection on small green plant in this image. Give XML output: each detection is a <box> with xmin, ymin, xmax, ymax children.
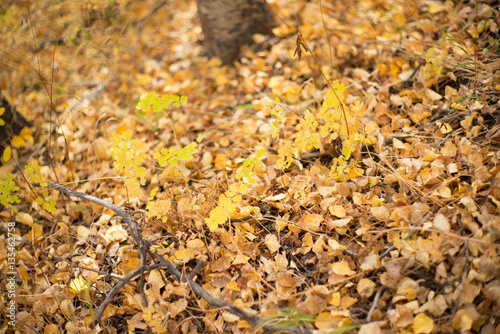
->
<box><xmin>262</xmin><ymin>81</ymin><xmax>364</xmax><ymax>181</ymax></box>
<box><xmin>205</xmin><ymin>184</ymin><xmax>241</xmax><ymax>232</ymax></box>
<box><xmin>109</xmin><ymin>128</ymin><xmax>148</xmax><ymax>199</ymax></box>
<box><xmin>69</xmin><ymin>276</ymin><xmax>94</xmax><ymax>324</ymax></box>
<box><xmin>25</xmin><ymin>162</ymin><xmax>57</xmax><ymax>214</ymax></box>
<box><xmin>109</xmin><ymin>92</ymin><xmax>197</xmax><ymax>223</ymax></box>
<box><xmin>266</xmin><ymin>307</ymin><xmax>316</xmax><ymax>328</ymax></box>
<box><xmin>0</xmin><ymin>173</ymin><xmax>20</xmax><ymax>214</ymax></box>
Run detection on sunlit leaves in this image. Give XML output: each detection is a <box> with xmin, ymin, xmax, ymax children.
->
<box><xmin>0</xmin><ymin>107</ymin><xmax>5</xmax><ymax>126</ymax></box>
<box><xmin>205</xmin><ymin>184</ymin><xmax>241</xmax><ymax>232</ymax></box>
<box><xmin>3</xmin><ymin>146</ymin><xmax>11</xmax><ymax>162</ymax></box>
<box><xmin>136</xmin><ymin>91</ymin><xmax>187</xmax><ymax>114</ymax></box>
<box><xmin>0</xmin><ymin>173</ymin><xmax>20</xmax><ymax>214</ymax></box>
<box><xmin>24</xmin><ymin>162</ymin><xmax>56</xmax><ymax>214</ymax></box>
<box><xmin>109</xmin><ymin>129</ymin><xmax>148</xmax><ymax>198</ymax></box>
<box><xmin>146</xmin><ymin>187</ymin><xmax>171</xmax><ymax>223</ymax></box>
<box><xmin>154</xmin><ymin>142</ymin><xmax>198</xmax><ymax>168</ymax></box>
<box><xmin>235</xmin><ymin>147</ymin><xmax>265</xmax><ymax>192</ymax></box>
<box><xmin>69</xmin><ymin>276</ymin><xmax>91</xmax><ymax>294</ymax></box>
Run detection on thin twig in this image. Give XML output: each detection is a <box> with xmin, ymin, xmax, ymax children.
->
<box><xmin>366</xmin><ymin>287</ymin><xmax>384</xmax><ymax>321</ymax></box>
<box><xmin>91</xmin><ymin>263</ymin><xmax>163</xmax><ymax>328</ymax></box>
<box><xmin>152</xmin><ymin>253</ymin><xmax>313</xmax><ymax>334</ymax></box>
<box><xmin>33</xmin><ymin>182</ymin><xmax>314</xmax><ymax>333</ymax></box>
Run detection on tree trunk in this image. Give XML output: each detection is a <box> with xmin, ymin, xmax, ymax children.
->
<box><xmin>0</xmin><ymin>89</ymin><xmax>31</xmax><ymax>152</ymax></box>
<box><xmin>196</xmin><ymin>0</ymin><xmax>274</xmax><ymax>65</ymax></box>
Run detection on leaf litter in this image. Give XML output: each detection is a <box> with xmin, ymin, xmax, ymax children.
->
<box><xmin>0</xmin><ymin>0</ymin><xmax>499</xmax><ymax>333</ymax></box>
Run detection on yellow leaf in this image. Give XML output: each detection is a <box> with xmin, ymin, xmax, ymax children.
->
<box><xmin>16</xmin><ymin>212</ymin><xmax>33</xmax><ymax>227</ymax></box>
<box><xmin>27</xmin><ymin>223</ymin><xmax>43</xmax><ymax>243</ymax></box>
<box><xmin>115</xmin><ymin>123</ymin><xmax>127</xmax><ymax>134</ymax></box>
<box><xmin>265</xmin><ymin>234</ymin><xmax>280</xmax><ymax>254</ymax></box>
<box><xmin>331</xmin><ymin>260</ymin><xmax>355</xmax><ymax>276</ymax></box>
<box><xmin>3</xmin><ymin>146</ymin><xmax>11</xmax><ymax>162</ymax></box>
<box><xmin>340</xmin><ymin>295</ymin><xmax>358</xmax><ymax>309</ymax></box>
<box><xmin>329</xmin><ymin>292</ymin><xmax>341</xmax><ymax>306</ymax></box>
<box><xmin>170</xmin><ymin>299</ymin><xmax>188</xmax><ymax>317</ymax></box>
<box><xmin>425</xmin><ymin>1</ymin><xmax>444</xmax><ymax>14</ymax></box>
<box><xmin>414</xmin><ymin>313</ymin><xmax>434</xmax><ymax>334</ymax></box>
<box><xmin>370</xmin><ymin>206</ymin><xmax>390</xmax><ymax>220</ymax></box>
<box><xmin>346</xmin><ymin>167</ymin><xmax>364</xmax><ymax>180</ymax></box>
<box><xmin>299</xmin><ymin>214</ymin><xmax>323</xmax><ymax>231</ymax></box>
<box><xmin>393</xmin><ymin>13</ymin><xmax>406</xmax><ymax>26</ymax></box>
<box><xmin>331</xmin><ymin>205</ymin><xmax>346</xmax><ymax>218</ymax></box>
<box><xmin>104</xmin><ymin>225</ymin><xmax>128</xmax><ymax>243</ymax></box>
<box><xmin>227</xmin><ymin>281</ymin><xmax>240</xmax><ymax>291</ymax></box>
<box><xmin>315</xmin><ymin>312</ymin><xmax>337</xmax><ymax>330</ymax></box>
<box><xmin>69</xmin><ymin>276</ymin><xmax>88</xmax><ymax>294</ymax></box>
<box><xmin>174</xmin><ymin>248</ymin><xmax>194</xmax><ymax>263</ymax></box>
<box><xmin>44</xmin><ymin>324</ymin><xmax>60</xmax><ymax>334</ymax></box>
<box><xmin>142</xmin><ymin>305</ymin><xmax>156</xmax><ymax>321</ymax></box>
<box><xmin>20</xmin><ymin>127</ymin><xmax>33</xmax><ymax>143</ymax></box>
<box><xmin>451</xmin><ymin>310</ymin><xmax>473</xmax><ymax>331</ymax></box>
<box><xmin>357</xmin><ymin>278</ymin><xmax>376</xmax><ymax>298</ymax></box>
<box><xmin>11</xmin><ymin>135</ymin><xmax>25</xmax><ymax>148</ymax></box>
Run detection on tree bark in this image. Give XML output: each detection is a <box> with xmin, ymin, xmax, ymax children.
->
<box><xmin>196</xmin><ymin>0</ymin><xmax>274</xmax><ymax>65</ymax></box>
<box><xmin>0</xmin><ymin>89</ymin><xmax>31</xmax><ymax>151</ymax></box>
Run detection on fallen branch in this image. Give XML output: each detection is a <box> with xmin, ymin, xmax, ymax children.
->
<box><xmin>32</xmin><ymin>182</ymin><xmax>314</xmax><ymax>333</ymax></box>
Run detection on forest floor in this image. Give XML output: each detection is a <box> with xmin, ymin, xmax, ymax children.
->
<box><xmin>1</xmin><ymin>0</ymin><xmax>500</xmax><ymax>333</ymax></box>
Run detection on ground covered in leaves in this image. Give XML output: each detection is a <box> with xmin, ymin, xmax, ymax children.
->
<box><xmin>1</xmin><ymin>0</ymin><xmax>500</xmax><ymax>333</ymax></box>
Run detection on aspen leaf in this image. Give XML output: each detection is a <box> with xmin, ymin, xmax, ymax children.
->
<box><xmin>170</xmin><ymin>299</ymin><xmax>188</xmax><ymax>317</ymax></box>
<box><xmin>370</xmin><ymin>206</ymin><xmax>389</xmax><ymax>220</ymax></box>
<box><xmin>80</xmin><ymin>257</ymin><xmax>99</xmax><ymax>280</ymax></box>
<box><xmin>331</xmin><ymin>205</ymin><xmax>346</xmax><ymax>218</ymax></box>
<box><xmin>432</xmin><ymin>214</ymin><xmax>450</xmax><ymax>232</ymax></box>
<box><xmin>360</xmin><ymin>253</ymin><xmax>379</xmax><ymax>271</ymax></box>
<box><xmin>414</xmin><ymin>313</ymin><xmax>434</xmax><ymax>334</ymax></box>
<box><xmin>332</xmin><ymin>261</ymin><xmax>355</xmax><ymax>276</ymax></box>
<box><xmin>340</xmin><ymin>295</ymin><xmax>358</xmax><ymax>309</ymax></box>
<box><xmin>27</xmin><ymin>223</ymin><xmax>43</xmax><ymax>243</ymax></box>
<box><xmin>357</xmin><ymin>278</ymin><xmax>376</xmax><ymax>298</ymax></box>
<box><xmin>69</xmin><ymin>276</ymin><xmax>89</xmax><ymax>294</ymax></box>
<box><xmin>174</xmin><ymin>248</ymin><xmax>194</xmax><ymax>264</ymax></box>
<box><xmin>105</xmin><ymin>225</ymin><xmax>128</xmax><ymax>243</ymax></box>
<box><xmin>3</xmin><ymin>146</ymin><xmax>10</xmax><ymax>162</ymax></box>
<box><xmin>315</xmin><ymin>312</ymin><xmax>337</xmax><ymax>330</ymax></box>
<box><xmin>60</xmin><ymin>299</ymin><xmax>76</xmax><ymax>318</ymax></box>
<box><xmin>359</xmin><ymin>323</ymin><xmax>383</xmax><ymax>334</ymax></box>
<box><xmin>211</xmin><ymin>256</ymin><xmax>232</xmax><ymax>272</ymax></box>
<box><xmin>329</xmin><ymin>292</ymin><xmax>341</xmax><ymax>306</ymax></box>
<box><xmin>451</xmin><ymin>310</ymin><xmax>473</xmax><ymax>331</ymax></box>
<box><xmin>222</xmin><ymin>311</ymin><xmax>240</xmax><ymax>323</ymax></box>
<box><xmin>16</xmin><ymin>212</ymin><xmax>33</xmax><ymax>227</ymax></box>
<box><xmin>44</xmin><ymin>324</ymin><xmax>60</xmax><ymax>334</ymax></box>
<box><xmin>265</xmin><ymin>234</ymin><xmax>280</xmax><ymax>254</ymax></box>
<box><xmin>299</xmin><ymin>214</ymin><xmax>323</xmax><ymax>231</ymax></box>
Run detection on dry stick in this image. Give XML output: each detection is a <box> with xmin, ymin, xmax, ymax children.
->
<box><xmin>16</xmin><ymin>318</ymin><xmax>41</xmax><ymax>334</ymax></box>
<box><xmin>366</xmin><ymin>287</ymin><xmax>384</xmax><ymax>322</ymax></box>
<box><xmin>33</xmin><ymin>182</ymin><xmax>313</xmax><ymax>333</ymax></box>
<box><xmin>152</xmin><ymin>253</ymin><xmax>313</xmax><ymax>334</ymax></box>
<box><xmin>133</xmin><ymin>0</ymin><xmax>167</xmax><ymax>26</ymax></box>
<box><xmin>32</xmin><ymin>182</ymin><xmax>149</xmax><ymax>327</ymax></box>
<box><xmin>91</xmin><ymin>263</ymin><xmax>164</xmax><ymax>328</ymax></box>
